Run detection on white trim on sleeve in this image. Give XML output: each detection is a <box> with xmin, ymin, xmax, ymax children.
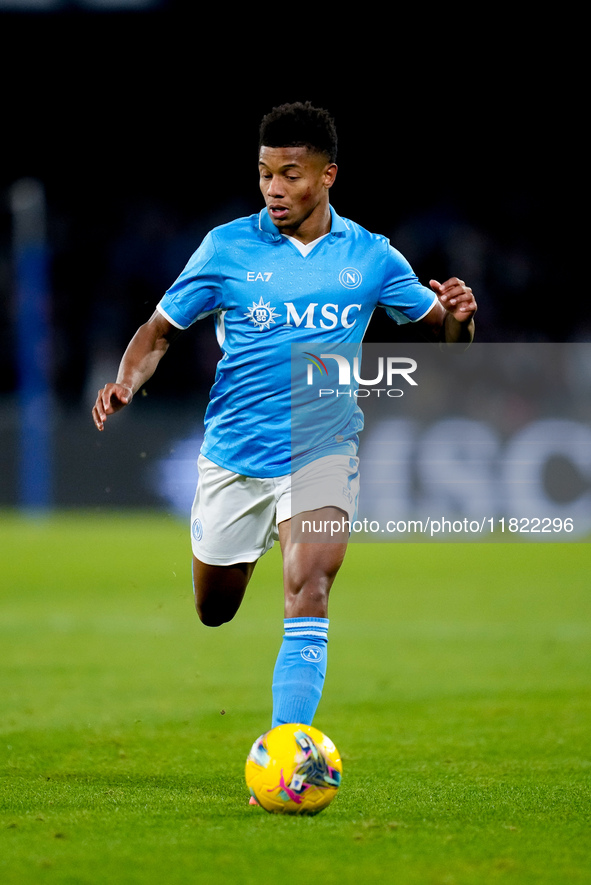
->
<box><xmin>156</xmin><ymin>302</ymin><xmax>188</xmax><ymax>330</ymax></box>
<box><xmin>412</xmin><ymin>293</ymin><xmax>439</xmax><ymax>323</ymax></box>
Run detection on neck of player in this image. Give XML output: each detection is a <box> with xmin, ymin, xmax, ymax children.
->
<box><xmin>281</xmin><ymin>202</ymin><xmax>332</xmax><ymax>245</ymax></box>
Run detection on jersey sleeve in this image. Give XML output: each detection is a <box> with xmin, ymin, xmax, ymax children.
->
<box><xmin>378</xmin><ymin>243</ymin><xmax>438</xmax><ymax>325</ymax></box>
<box><xmin>156</xmin><ymin>232</ymin><xmax>223</xmax><ymax>330</ymax></box>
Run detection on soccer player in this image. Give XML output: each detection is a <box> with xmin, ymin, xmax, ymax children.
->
<box><xmin>92</xmin><ymin>101</ymin><xmax>476</xmax><ymax>736</ymax></box>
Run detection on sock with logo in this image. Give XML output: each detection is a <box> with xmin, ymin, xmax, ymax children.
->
<box><xmin>271</xmin><ymin>617</ymin><xmax>329</xmax><ymax>728</ymax></box>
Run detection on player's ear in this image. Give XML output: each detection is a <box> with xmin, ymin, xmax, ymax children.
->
<box><xmin>324</xmin><ymin>163</ymin><xmax>338</xmax><ymax>188</ymax></box>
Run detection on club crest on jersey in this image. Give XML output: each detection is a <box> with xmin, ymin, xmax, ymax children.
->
<box><xmin>245</xmin><ymin>297</ymin><xmax>279</xmax><ymax>331</ymax></box>
<box><xmin>339</xmin><ymin>267</ymin><xmax>363</xmax><ymax>290</ymax></box>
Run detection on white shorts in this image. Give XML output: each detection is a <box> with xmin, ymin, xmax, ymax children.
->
<box><xmin>190</xmin><ymin>453</ymin><xmax>359</xmax><ymax>566</ymax></box>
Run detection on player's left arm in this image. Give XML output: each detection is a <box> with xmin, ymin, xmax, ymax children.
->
<box><xmin>419</xmin><ymin>277</ymin><xmax>477</xmax><ymax>346</ymax></box>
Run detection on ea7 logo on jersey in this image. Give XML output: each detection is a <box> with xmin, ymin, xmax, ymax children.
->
<box><xmin>247</xmin><ymin>271</ymin><xmax>273</xmax><ymax>282</ymax></box>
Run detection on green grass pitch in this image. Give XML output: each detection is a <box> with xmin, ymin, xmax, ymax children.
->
<box><xmin>1</xmin><ymin>511</ymin><xmax>590</xmax><ymax>884</ymax></box>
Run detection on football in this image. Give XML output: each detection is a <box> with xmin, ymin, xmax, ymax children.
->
<box><xmin>245</xmin><ymin>723</ymin><xmax>342</xmax><ymax>815</ymax></box>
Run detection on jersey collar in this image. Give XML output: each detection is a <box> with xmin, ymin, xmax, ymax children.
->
<box><xmin>258</xmin><ymin>205</ymin><xmax>349</xmax><ymax>242</ymax></box>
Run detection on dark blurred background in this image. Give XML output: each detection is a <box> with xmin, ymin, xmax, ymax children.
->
<box><xmin>0</xmin><ymin>1</ymin><xmax>585</xmax><ymax>512</ymax></box>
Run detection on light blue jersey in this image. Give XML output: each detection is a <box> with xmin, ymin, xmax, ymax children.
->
<box><xmin>157</xmin><ymin>206</ymin><xmax>437</xmax><ymax>477</ymax></box>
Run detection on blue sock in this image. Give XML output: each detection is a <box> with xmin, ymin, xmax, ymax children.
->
<box><xmin>271</xmin><ymin>617</ymin><xmax>329</xmax><ymax>728</ymax></box>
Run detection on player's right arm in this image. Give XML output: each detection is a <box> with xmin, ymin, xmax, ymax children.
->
<box><xmin>92</xmin><ymin>310</ymin><xmax>180</xmax><ymax>431</ymax></box>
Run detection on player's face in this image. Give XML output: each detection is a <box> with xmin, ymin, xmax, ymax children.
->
<box><xmin>258</xmin><ymin>146</ymin><xmax>337</xmax><ymax>243</ymax></box>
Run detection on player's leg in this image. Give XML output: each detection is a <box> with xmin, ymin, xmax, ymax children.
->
<box><xmin>279</xmin><ymin>508</ymin><xmax>349</xmax><ymax>618</ymax></box>
<box><xmin>269</xmin><ymin>454</ymin><xmax>358</xmax><ymax>728</ymax></box>
<box><xmin>189</xmin><ymin>454</ymin><xmax>276</xmax><ymax>628</ymax></box>
<box><xmin>270</xmin><ymin>506</ymin><xmax>349</xmax><ymax>728</ymax></box>
<box><xmin>192</xmin><ymin>556</ymin><xmax>256</xmax><ymax>627</ymax></box>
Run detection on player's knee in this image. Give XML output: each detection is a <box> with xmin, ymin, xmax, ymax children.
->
<box><xmin>196</xmin><ymin>609</ymin><xmax>226</xmax><ymax>628</ymax></box>
<box><xmin>195</xmin><ymin>599</ymin><xmax>226</xmax><ymax>627</ymax></box>
<box><xmin>192</xmin><ymin>558</ymin><xmax>252</xmax><ymax>627</ymax></box>
<box><xmin>194</xmin><ymin>595</ymin><xmax>239</xmax><ymax>627</ymax></box>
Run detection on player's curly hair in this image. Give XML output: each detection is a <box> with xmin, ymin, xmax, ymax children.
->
<box><xmin>258</xmin><ymin>101</ymin><xmax>338</xmax><ymax>163</ymax></box>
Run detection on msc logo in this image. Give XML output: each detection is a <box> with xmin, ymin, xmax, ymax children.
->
<box><xmin>339</xmin><ymin>267</ymin><xmax>363</xmax><ymax>290</ymax></box>
<box><xmin>284</xmin><ymin>302</ymin><xmax>361</xmax><ymax>329</ymax></box>
<box><xmin>245</xmin><ymin>300</ymin><xmax>363</xmax><ymax>330</ymax></box>
<box><xmin>244</xmin><ymin>298</ymin><xmax>280</xmax><ymax>331</ymax></box>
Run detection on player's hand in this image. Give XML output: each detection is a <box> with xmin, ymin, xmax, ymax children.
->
<box><xmin>92</xmin><ymin>383</ymin><xmax>133</xmax><ymax>431</ymax></box>
<box><xmin>429</xmin><ymin>278</ymin><xmax>477</xmax><ymax>324</ymax></box>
